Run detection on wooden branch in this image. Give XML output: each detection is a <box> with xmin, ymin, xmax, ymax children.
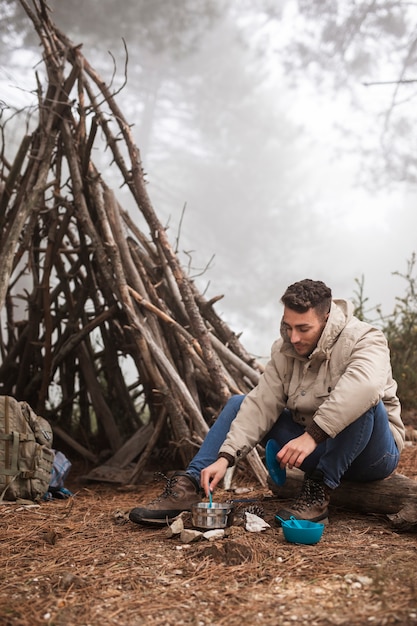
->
<box><xmin>128</xmin><ymin>408</ymin><xmax>168</xmax><ymax>484</ymax></box>
<box><xmin>270</xmin><ymin>468</ymin><xmax>417</xmax><ymax>530</ymax></box>
<box><xmin>77</xmin><ymin>342</ymin><xmax>123</xmax><ymax>451</ymax></box>
<box><xmin>0</xmin><ymin>131</ymin><xmax>57</xmax><ymax>311</ymax></box>
<box><xmin>0</xmin><ymin>134</ymin><xmax>32</xmax><ymax>229</ymax></box>
<box><xmin>82</xmin><ymin>54</ymin><xmax>231</xmax><ymax>402</ymax></box>
<box><xmin>52</xmin><ymin>424</ymin><xmax>99</xmax><ymax>464</ymax></box>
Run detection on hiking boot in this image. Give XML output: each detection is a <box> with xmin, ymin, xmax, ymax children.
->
<box><xmin>276</xmin><ymin>470</ymin><xmax>331</xmax><ymax>524</ymax></box>
<box><xmin>129</xmin><ymin>471</ymin><xmax>201</xmax><ymax>525</ymax></box>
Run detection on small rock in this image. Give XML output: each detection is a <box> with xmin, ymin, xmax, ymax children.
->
<box><xmin>245</xmin><ymin>512</ymin><xmax>270</xmax><ymax>532</ymax></box>
<box><xmin>180</xmin><ymin>529</ymin><xmax>203</xmax><ymax>543</ymax></box>
<box><xmin>166</xmin><ymin>517</ymin><xmax>184</xmax><ymax>537</ymax></box>
<box><xmin>112</xmin><ymin>509</ymin><xmax>130</xmax><ymax>525</ymax></box>
<box><xmin>203</xmin><ymin>529</ymin><xmax>225</xmax><ymax>541</ymax></box>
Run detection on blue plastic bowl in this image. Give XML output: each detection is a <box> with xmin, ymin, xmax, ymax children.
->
<box><xmin>278</xmin><ymin>517</ymin><xmax>325</xmax><ymax>545</ymax></box>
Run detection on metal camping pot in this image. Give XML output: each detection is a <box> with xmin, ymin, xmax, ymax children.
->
<box><xmin>191</xmin><ymin>502</ymin><xmax>234</xmax><ymax>529</ymax></box>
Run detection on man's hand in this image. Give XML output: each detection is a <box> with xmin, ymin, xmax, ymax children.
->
<box><xmin>277</xmin><ymin>432</ymin><xmax>317</xmax><ymax>469</ymax></box>
<box><xmin>200</xmin><ymin>457</ymin><xmax>229</xmax><ymax>497</ymax></box>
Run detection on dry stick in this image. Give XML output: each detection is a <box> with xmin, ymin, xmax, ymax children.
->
<box><xmin>0</xmin><ymin>29</ymin><xmax>79</xmax><ymax>312</ymax></box>
<box><xmin>78</xmin><ymin>56</ymin><xmax>230</xmax><ymax>403</ymax></box>
<box><xmin>127</xmin><ymin>325</ymin><xmax>204</xmax><ymax>466</ymax></box>
<box><xmin>209</xmin><ymin>334</ymin><xmax>261</xmax><ymax>389</ymax></box>
<box><xmin>128</xmin><ymin>407</ymin><xmax>168</xmax><ymax>484</ymax></box>
<box><xmin>37</xmin><ymin>214</ymin><xmax>60</xmax><ymax>411</ymax></box>
<box><xmin>127</xmin><ymin>284</ymin><xmax>215</xmax><ymax>392</ymax></box>
<box><xmin>90</xmin><ymin>178</ymin><xmax>173</xmax><ymax>420</ymax></box>
<box><xmin>101</xmin><ymin>184</ymin><xmax>167</xmax><ymax>349</ymax></box>
<box><xmin>126</xmin><ymin>236</ymin><xmax>188</xmax><ymax>336</ymax></box>
<box><xmin>121</xmin><ymin>210</ymin><xmax>158</xmax><ymax>265</ymax></box>
<box><xmin>60</xmin><ymin>121</ymin><xmax>117</xmax><ymax>291</ymax></box>
<box><xmin>82</xmin><ymin>171</ymin><xmax>207</xmax><ymax>456</ymax></box>
<box><xmin>128</xmin><ymin>242</ymin><xmax>212</xmax><ymax>412</ymax></box>
<box><xmin>97</xmin><ymin>325</ymin><xmax>142</xmax><ymax>433</ymax></box>
<box><xmin>192</xmin><ymin>282</ymin><xmax>265</xmax><ymax>375</ymax></box>
<box><xmin>126</xmin><ymin>285</ymin><xmax>242</xmax><ymax>398</ymax></box>
<box><xmin>125</xmin><ymin>232</ymin><xmax>245</xmax><ymax>396</ymax></box>
<box><xmin>0</xmin><ymin>134</ymin><xmax>32</xmax><ymax>229</ymax></box>
<box><xmin>99</xmin><ymin>183</ymin><xmax>211</xmax><ymax>438</ymax></box>
<box><xmin>179</xmin><ymin>336</ymin><xmax>202</xmax><ymax>411</ymax></box>
<box><xmin>52</xmin><ymin>424</ymin><xmax>99</xmax><ymax>464</ymax></box>
<box><xmin>104</xmin><ymin>219</ymin><xmax>209</xmax><ymax>442</ymax></box>
<box><xmin>126</xmin><ymin>285</ymin><xmax>202</xmax><ymax>355</ymax></box>
<box><xmin>0</xmin><ymin>130</ymin><xmax>56</xmax><ymax>312</ymax></box>
<box><xmin>51</xmin><ymin>307</ymin><xmax>117</xmax><ymax>376</ymax></box>
<box><xmin>77</xmin><ymin>341</ymin><xmax>123</xmax><ymax>452</ymax></box>
<box><xmin>153</xmin><ymin>237</ymin><xmax>190</xmax><ymax>323</ymax></box>
<box><xmin>126</xmin><ymin>239</ymin><xmax>209</xmax><ymax>402</ymax></box>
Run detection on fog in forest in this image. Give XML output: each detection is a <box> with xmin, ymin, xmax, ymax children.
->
<box><xmin>1</xmin><ymin>0</ymin><xmax>417</xmax><ymax>357</ymax></box>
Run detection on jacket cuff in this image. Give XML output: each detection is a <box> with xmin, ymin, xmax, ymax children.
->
<box><xmin>217</xmin><ymin>452</ymin><xmax>235</xmax><ymax>467</ymax></box>
<box><xmin>306</xmin><ymin>421</ymin><xmax>329</xmax><ymax>444</ymax></box>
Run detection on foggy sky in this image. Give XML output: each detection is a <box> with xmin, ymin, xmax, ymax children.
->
<box><xmin>1</xmin><ymin>1</ymin><xmax>416</xmax><ymax>358</ymax></box>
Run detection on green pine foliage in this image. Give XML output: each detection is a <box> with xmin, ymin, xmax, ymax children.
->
<box><xmin>353</xmin><ymin>254</ymin><xmax>417</xmax><ymax>411</ymax></box>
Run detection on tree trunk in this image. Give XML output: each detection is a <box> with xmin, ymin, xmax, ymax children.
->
<box><xmin>272</xmin><ymin>469</ymin><xmax>417</xmax><ymax>531</ymax></box>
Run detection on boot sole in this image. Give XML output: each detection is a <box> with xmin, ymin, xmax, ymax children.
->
<box><xmin>130</xmin><ymin>516</ymin><xmax>175</xmax><ymax>526</ymax></box>
<box><xmin>129</xmin><ymin>509</ymin><xmax>185</xmax><ymax>526</ymax></box>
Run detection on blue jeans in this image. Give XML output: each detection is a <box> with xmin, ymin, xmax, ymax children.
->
<box><xmin>187</xmin><ymin>394</ymin><xmax>400</xmax><ymax>489</ymax></box>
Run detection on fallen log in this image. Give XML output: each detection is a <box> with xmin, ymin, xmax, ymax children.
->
<box><xmin>270</xmin><ymin>468</ymin><xmax>417</xmax><ymax>531</ymax></box>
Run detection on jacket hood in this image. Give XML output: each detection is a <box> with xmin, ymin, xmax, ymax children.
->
<box><xmin>280</xmin><ymin>299</ymin><xmax>354</xmax><ymax>361</ymax></box>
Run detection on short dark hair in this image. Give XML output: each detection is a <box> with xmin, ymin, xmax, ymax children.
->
<box><xmin>281</xmin><ymin>279</ymin><xmax>332</xmax><ymax>318</ymax></box>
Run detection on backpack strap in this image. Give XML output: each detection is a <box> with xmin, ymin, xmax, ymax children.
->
<box><xmin>0</xmin><ymin>431</ymin><xmax>21</xmax><ymax>476</ymax></box>
<box><xmin>2</xmin><ymin>397</ymin><xmax>18</xmax><ymax>477</ymax></box>
<box><xmin>0</xmin><ymin>401</ymin><xmax>20</xmax><ymax>500</ymax></box>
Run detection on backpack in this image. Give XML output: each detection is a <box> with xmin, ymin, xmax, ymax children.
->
<box><xmin>0</xmin><ymin>395</ymin><xmax>55</xmax><ymax>501</ymax></box>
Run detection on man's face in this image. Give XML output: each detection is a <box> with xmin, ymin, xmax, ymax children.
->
<box><xmin>282</xmin><ymin>306</ymin><xmax>329</xmax><ymax>357</ymax></box>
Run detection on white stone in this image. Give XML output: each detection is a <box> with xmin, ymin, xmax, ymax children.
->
<box><xmin>245</xmin><ymin>512</ymin><xmax>271</xmax><ymax>532</ymax></box>
<box><xmin>202</xmin><ymin>529</ymin><xmax>225</xmax><ymax>541</ymax></box>
<box><xmin>166</xmin><ymin>517</ymin><xmax>184</xmax><ymax>537</ymax></box>
<box><xmin>180</xmin><ymin>529</ymin><xmax>203</xmax><ymax>543</ymax></box>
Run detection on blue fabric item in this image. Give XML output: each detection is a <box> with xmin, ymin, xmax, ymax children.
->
<box><xmin>49</xmin><ymin>450</ymin><xmax>72</xmax><ymax>489</ymax></box>
<box><xmin>49</xmin><ymin>486</ymin><xmax>73</xmax><ymax>499</ymax></box>
<box><xmin>42</xmin><ymin>450</ymin><xmax>73</xmax><ymax>500</ymax></box>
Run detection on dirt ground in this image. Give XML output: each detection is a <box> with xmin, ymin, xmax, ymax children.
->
<box><xmin>2</xmin><ymin>425</ymin><xmax>417</xmax><ymax>626</ymax></box>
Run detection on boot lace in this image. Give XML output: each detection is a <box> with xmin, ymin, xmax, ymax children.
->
<box><xmin>148</xmin><ymin>473</ymin><xmax>180</xmax><ymax>504</ymax></box>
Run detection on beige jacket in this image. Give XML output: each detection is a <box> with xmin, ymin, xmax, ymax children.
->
<box><xmin>219</xmin><ymin>299</ymin><xmax>405</xmax><ymax>461</ymax></box>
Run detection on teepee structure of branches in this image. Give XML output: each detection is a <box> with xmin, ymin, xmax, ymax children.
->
<box><xmin>0</xmin><ymin>0</ymin><xmax>267</xmax><ymax>485</ymax></box>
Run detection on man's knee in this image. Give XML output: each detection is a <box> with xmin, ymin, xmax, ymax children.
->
<box><xmin>227</xmin><ymin>394</ymin><xmax>246</xmax><ymax>410</ymax></box>
<box><xmin>216</xmin><ymin>394</ymin><xmax>246</xmax><ymax>426</ymax></box>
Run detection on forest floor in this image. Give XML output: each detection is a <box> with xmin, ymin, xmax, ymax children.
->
<box><xmin>2</xmin><ymin>415</ymin><xmax>417</xmax><ymax>626</ymax></box>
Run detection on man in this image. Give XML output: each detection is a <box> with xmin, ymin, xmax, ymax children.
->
<box><xmin>129</xmin><ymin>279</ymin><xmax>405</xmax><ymax>526</ymax></box>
